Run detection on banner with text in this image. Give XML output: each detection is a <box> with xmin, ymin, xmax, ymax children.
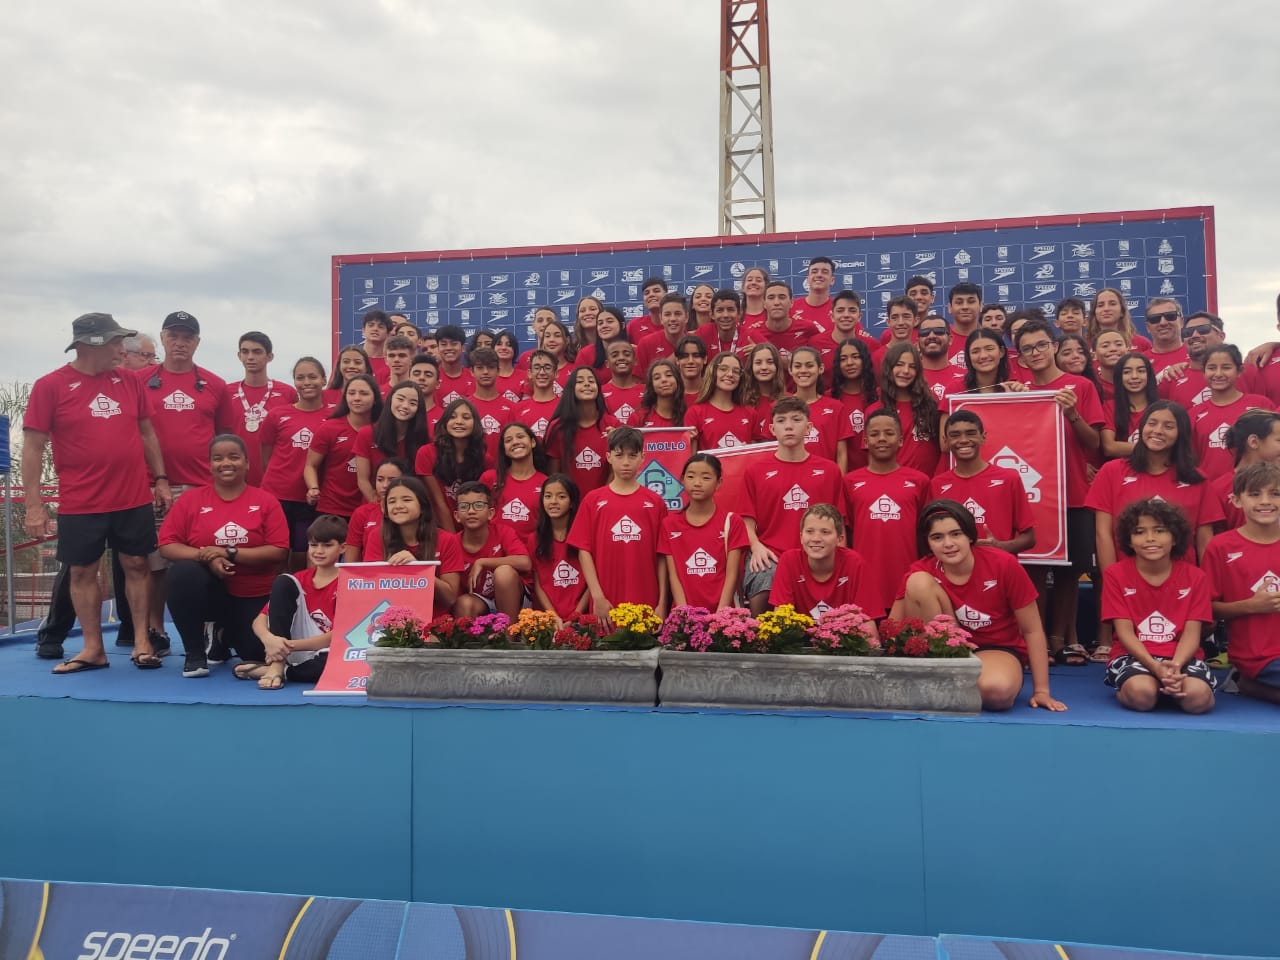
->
<box><xmin>947</xmin><ymin>392</ymin><xmax>1067</xmax><ymax>565</ymax></box>
<box><xmin>638</xmin><ymin>427</ymin><xmax>695</xmax><ymax>510</ymax></box>
<box><xmin>306</xmin><ymin>561</ymin><xmax>439</xmax><ymax>697</ymax></box>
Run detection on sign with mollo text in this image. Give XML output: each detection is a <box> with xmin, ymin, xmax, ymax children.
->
<box><xmin>333</xmin><ymin>207</ymin><xmax>1214</xmax><ymax>357</ymax></box>
<box><xmin>638</xmin><ymin>427</ymin><xmax>695</xmax><ymax>510</ymax></box>
<box><xmin>947</xmin><ymin>392</ymin><xmax>1067</xmax><ymax>565</ymax></box>
<box><xmin>306</xmin><ymin>561</ymin><xmax>438</xmax><ymax>697</ymax></box>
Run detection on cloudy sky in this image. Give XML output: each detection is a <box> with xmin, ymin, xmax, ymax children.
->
<box><xmin>2</xmin><ymin>1</ymin><xmax>1278</xmax><ymax>385</ymax></box>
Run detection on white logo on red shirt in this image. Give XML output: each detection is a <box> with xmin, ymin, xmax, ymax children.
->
<box><xmin>611</xmin><ymin>515</ymin><xmax>642</xmax><ymax>543</ymax></box>
<box><xmin>552</xmin><ymin>560</ymin><xmax>580</xmax><ymax>588</ymax></box>
<box><xmin>89</xmin><ymin>393</ymin><xmax>122</xmax><ymax>419</ymax></box>
<box><xmin>311</xmin><ymin>610</ymin><xmax>333</xmax><ymax>632</ymax></box>
<box><xmin>782</xmin><ymin>484</ymin><xmax>810</xmax><ymax>511</ymax></box>
<box><xmin>1191</xmin><ymin>387</ymin><xmax>1212</xmax><ymax>406</ymax></box>
<box><xmin>940</xmin><ymin>483</ymin><xmax>954</xmax><ymax>493</ymax></box>
<box><xmin>576</xmin><ymin>447</ymin><xmax>602</xmax><ymax>470</ymax></box>
<box><xmin>849</xmin><ymin>409</ymin><xmax>864</xmax><ymax>434</ymax></box>
<box><xmin>717</xmin><ymin>433</ymin><xmax>742</xmax><ymax>448</ymax></box>
<box><xmin>989</xmin><ymin>478</ymin><xmax>1005</xmax><ymax>487</ymax></box>
<box><xmin>214</xmin><ymin>521</ymin><xmax>250</xmax><ymax>545</ymax></box>
<box><xmin>1251</xmin><ymin>571</ymin><xmax>1280</xmax><ymax>593</ymax></box>
<box><xmin>1226</xmin><ymin>552</ymin><xmax>1243</xmax><ymax>563</ymax></box>
<box><xmin>347</xmin><ymin>457</ymin><xmax>358</xmax><ymax>473</ymax></box>
<box><xmin>502</xmin><ymin>500</ymin><xmax>531</xmax><ymax>524</ymax></box>
<box><xmin>200</xmin><ymin>506</ymin><xmax>214</xmax><ymax>514</ymax></box>
<box><xmin>1123</xmin><ymin>476</ymin><xmax>1139</xmax><ymax>485</ymax></box>
<box><xmin>955</xmin><ymin>603</ymin><xmax>992</xmax><ymax>629</ymax></box>
<box><xmin>686</xmin><ymin>547</ymin><xmax>718</xmax><ymax>577</ymax></box>
<box><xmin>804</xmin><ymin>425</ymin><xmax>819</xmax><ymax>444</ymax></box>
<box><xmin>291</xmin><ymin>427</ymin><xmax>313</xmax><ymax>450</ymax></box>
<box><xmin>930</xmin><ymin>383</ymin><xmax>946</xmax><ymax>401</ymax></box>
<box><xmin>1136</xmin><ymin>611</ymin><xmax>1176</xmax><ymax>642</ymax></box>
<box><xmin>963</xmin><ymin>497</ymin><xmax>986</xmax><ymax>525</ymax></box>
<box><xmin>949</xmin><ymin>352</ymin><xmax>966</xmax><ymax>369</ymax></box>
<box><xmin>481</xmin><ymin>414</ymin><xmax>501</xmax><ymax>434</ymax></box>
<box><xmin>440</xmin><ymin>390</ymin><xmax>462</xmax><ymax>406</ymax></box>
<box><xmin>615</xmin><ymin>403</ymin><xmax>636</xmax><ymax>423</ymax></box>
<box><xmin>869</xmin><ymin>495</ymin><xmax>902</xmax><ymax>522</ymax></box>
<box><xmin>1209</xmin><ymin>424</ymin><xmax>1229</xmax><ymax>450</ymax></box>
<box><xmin>809</xmin><ymin>601</ymin><xmax>831</xmax><ymax>619</ymax></box>
<box><xmin>531</xmin><ymin>417</ymin><xmax>549</xmax><ymax>438</ymax></box>
<box><xmin>163</xmin><ymin>390</ymin><xmax>196</xmax><ymax>412</ymax></box>
<box><xmin>1124</xmin><ymin>587</ymin><xmax>1137</xmax><ymax>596</ymax></box>
<box><xmin>983</xmin><ymin>580</ymin><xmax>998</xmax><ymax>591</ymax></box>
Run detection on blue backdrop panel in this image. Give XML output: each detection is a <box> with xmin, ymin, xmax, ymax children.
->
<box><xmin>938</xmin><ymin>933</ymin><xmax>1272</xmax><ymax>960</ymax></box>
<box><xmin>333</xmin><ymin>209</ymin><xmax>1213</xmax><ymax>353</ymax></box>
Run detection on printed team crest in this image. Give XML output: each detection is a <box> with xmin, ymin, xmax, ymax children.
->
<box><xmin>502</xmin><ymin>500</ymin><xmax>531</xmax><ymax>524</ymax></box>
<box><xmin>685</xmin><ymin>548</ymin><xmax>718</xmax><ymax>577</ymax></box>
<box><xmin>955</xmin><ymin>603</ymin><xmax>993</xmax><ymax>629</ymax></box>
<box><xmin>962</xmin><ymin>497</ymin><xmax>986</xmax><ymax>525</ymax></box>
<box><xmin>640</xmin><ymin>461</ymin><xmax>683</xmax><ymax>510</ymax></box>
<box><xmin>163</xmin><ymin>390</ymin><xmax>196</xmax><ymax>412</ymax></box>
<box><xmin>869</xmin><ymin>495</ymin><xmax>901</xmax><ymax>522</ymax></box>
<box><xmin>610</xmin><ymin>515</ymin><xmax>643</xmax><ymax>544</ymax></box>
<box><xmin>575</xmin><ymin>447</ymin><xmax>602</xmax><ymax>470</ymax></box>
<box><xmin>291</xmin><ymin>427</ymin><xmax>313</xmax><ymax>450</ymax></box>
<box><xmin>89</xmin><ymin>393</ymin><xmax>122</xmax><ymax>419</ymax></box>
<box><xmin>552</xmin><ymin>560</ymin><xmax>580</xmax><ymax>588</ymax></box>
<box><xmin>1251</xmin><ymin>572</ymin><xmax>1280</xmax><ymax>593</ymax></box>
<box><xmin>1137</xmin><ymin>611</ymin><xmax>1176</xmax><ymax>641</ymax></box>
<box><xmin>214</xmin><ymin>521</ymin><xmax>250</xmax><ymax>545</ymax></box>
<box><xmin>991</xmin><ymin>446</ymin><xmax>1042</xmax><ymax>504</ymax></box>
<box><xmin>782</xmin><ymin>484</ymin><xmax>810</xmax><ymax>512</ymax></box>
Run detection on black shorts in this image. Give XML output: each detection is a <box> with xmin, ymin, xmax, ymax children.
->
<box><xmin>1066</xmin><ymin>506</ymin><xmax>1095</xmax><ymax>574</ymax></box>
<box><xmin>1104</xmin><ymin>654</ymin><xmax>1217</xmax><ymax>691</ymax></box>
<box><xmin>56</xmin><ymin>503</ymin><xmax>157</xmax><ymax>566</ymax></box>
<box><xmin>280</xmin><ymin>500</ymin><xmax>319</xmax><ymax>552</ymax></box>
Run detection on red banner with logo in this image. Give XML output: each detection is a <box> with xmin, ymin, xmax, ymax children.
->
<box><xmin>703</xmin><ymin>440</ymin><xmax>779</xmax><ymax>514</ymax></box>
<box><xmin>305</xmin><ymin>561</ymin><xmax>438</xmax><ymax>696</ymax></box>
<box><xmin>947</xmin><ymin>392</ymin><xmax>1068</xmax><ymax>565</ymax></box>
<box><xmin>638</xmin><ymin>427</ymin><xmax>695</xmax><ymax>509</ymax></box>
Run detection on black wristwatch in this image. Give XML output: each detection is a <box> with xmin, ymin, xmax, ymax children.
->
<box><xmin>225</xmin><ymin>546</ymin><xmax>238</xmax><ymax>563</ymax></box>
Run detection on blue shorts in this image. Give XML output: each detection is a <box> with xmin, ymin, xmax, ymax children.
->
<box><xmin>1251</xmin><ymin>658</ymin><xmax>1280</xmax><ymax>688</ymax></box>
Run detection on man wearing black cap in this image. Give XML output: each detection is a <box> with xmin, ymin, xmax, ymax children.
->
<box><xmin>23</xmin><ymin>313</ymin><xmax>172</xmax><ymax>673</ymax></box>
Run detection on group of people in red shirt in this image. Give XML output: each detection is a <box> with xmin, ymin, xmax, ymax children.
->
<box><xmin>25</xmin><ymin>267</ymin><xmax>1280</xmax><ymax>711</ymax></box>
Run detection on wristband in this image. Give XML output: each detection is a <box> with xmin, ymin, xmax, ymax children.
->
<box><xmin>154</xmin><ymin>475</ymin><xmax>169</xmax><ymax>481</ymax></box>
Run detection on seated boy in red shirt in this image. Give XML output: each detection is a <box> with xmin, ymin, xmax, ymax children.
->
<box><xmin>452</xmin><ymin>481</ymin><xmax>530</xmax><ymax>620</ymax></box>
<box><xmin>769</xmin><ymin>503</ymin><xmax>880</xmax><ymax>619</ymax></box>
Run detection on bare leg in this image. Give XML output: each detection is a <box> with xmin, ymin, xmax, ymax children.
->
<box><xmin>120</xmin><ymin>554</ymin><xmax>154</xmax><ymax>656</ymax></box>
<box><xmin>900</xmin><ymin>571</ymin><xmax>954</xmax><ymax>620</ymax></box>
<box><xmin>56</xmin><ymin>563</ymin><xmax>108</xmax><ymax>671</ymax></box>
<box><xmin>748</xmin><ymin>591</ymin><xmax>769</xmax><ymax>615</ymax></box>
<box><xmin>975</xmin><ymin>649</ymin><xmax>1023</xmax><ymax>711</ymax></box>
<box><xmin>1178</xmin><ymin>677</ymin><xmax>1215</xmax><ymax>714</ymax></box>
<box><xmin>1117</xmin><ymin>674</ymin><xmax>1160</xmax><ymax>712</ymax></box>
<box><xmin>148</xmin><ymin>568</ymin><xmax>168</xmax><ymax>633</ymax></box>
<box><xmin>492</xmin><ymin>567</ymin><xmax>524</xmax><ymax>620</ymax></box>
<box><xmin>1050</xmin><ymin>577</ymin><xmax>1079</xmax><ymax>658</ymax></box>
<box><xmin>1238</xmin><ymin>676</ymin><xmax>1280</xmax><ymax>705</ymax></box>
<box><xmin>452</xmin><ymin>594</ymin><xmax>489</xmax><ymax>618</ymax></box>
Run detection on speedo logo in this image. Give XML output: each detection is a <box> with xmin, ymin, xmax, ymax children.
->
<box><xmin>79</xmin><ymin>926</ymin><xmax>235</xmax><ymax>959</ymax></box>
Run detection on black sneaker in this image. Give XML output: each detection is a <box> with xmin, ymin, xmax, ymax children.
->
<box><xmin>149</xmin><ymin>628</ymin><xmax>172</xmax><ymax>658</ymax></box>
<box><xmin>182</xmin><ymin>653</ymin><xmax>209</xmax><ymax>678</ymax></box>
<box><xmin>206</xmin><ymin>626</ymin><xmax>229</xmax><ymax>665</ymax></box>
<box><xmin>35</xmin><ymin>640</ymin><xmax>64</xmax><ymax>660</ymax></box>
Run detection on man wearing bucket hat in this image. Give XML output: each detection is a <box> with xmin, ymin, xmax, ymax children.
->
<box><xmin>23</xmin><ymin>313</ymin><xmax>173</xmax><ymax>674</ymax></box>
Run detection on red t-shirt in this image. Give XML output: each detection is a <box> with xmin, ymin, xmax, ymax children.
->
<box><xmin>496</xmin><ymin>371</ymin><xmax>525</xmax><ymax>404</ymax></box>
<box><xmin>25</xmin><ymin>364</ymin><xmax>152</xmax><ymax>515</ymax></box>
<box><xmin>413</xmin><ymin>444</ymin><xmax>491</xmax><ymax>515</ymax></box>
<box><xmin>512</xmin><ymin>396</ymin><xmax>560</xmax><ymax>440</ymax></box>
<box><xmin>897</xmin><ymin>546</ymin><xmax>1038</xmax><ymax>657</ymax></box>
<box><xmin>1243</xmin><ymin>354</ymin><xmax>1280</xmax><ymax>408</ymax></box>
<box><xmin>659</xmin><ymin>506</ymin><xmax>750</xmax><ymax>610</ymax></box>
<box><xmin>567</xmin><ymin>484</ymin><xmax>668</xmax><ymax>607</ymax></box>
<box><xmin>260</xmin><ymin>404</ymin><xmax>335</xmax><ymax>503</ymax></box>
<box><xmin>1084</xmin><ymin>459</ymin><xmax>1224</xmax><ymax>547</ymax></box>
<box><xmin>1209</xmin><ymin>471</ymin><xmax>1243</xmax><ymax>529</ymax></box>
<box><xmin>686</xmin><ymin>402</ymin><xmax>756</xmax><ymax>450</ymax></box>
<box><xmin>1032</xmin><ymin>371</ymin><xmax>1104</xmax><ymax>508</ymax></box>
<box><xmin>601</xmin><ymin>382</ymin><xmax>645</xmax><ymax>426</ymax></box>
<box><xmin>811</xmin><ymin>328</ymin><xmax>884</xmax><ymax>373</ymax></box>
<box><xmin>930</xmin><ymin>463</ymin><xmax>1035</xmax><ymax>543</ymax></box>
<box><xmin>1159</xmin><ymin>369</ymin><xmax>1211</xmax><ymax>409</ymax></box>
<box><xmin>157</xmin><ymin>484</ymin><xmax>288</xmax><ymax>597</ymax></box>
<box><xmin>134</xmin><ymin>366</ymin><xmax>230</xmax><ymax>487</ymax></box>
<box><xmin>458</xmin><ymin>523</ymin><xmax>528</xmax><ymax>599</ymax></box>
<box><xmin>1191</xmin><ymin>394</ymin><xmax>1273</xmax><ymax>481</ymax></box>
<box><xmin>478</xmin><ymin>468</ymin><xmax>545</xmax><ymax>538</ymax></box>
<box><xmin>799</xmin><ymin>396</ymin><xmax>854</xmax><ymax>462</ymax></box>
<box><xmin>1101</xmin><ymin>557</ymin><xmax>1212</xmax><ymax>663</ymax></box>
<box><xmin>693</xmin><ymin>322</ymin><xmax>752</xmax><ymax>358</ymax></box>
<box><xmin>219</xmin><ymin>380</ymin><xmax>298</xmax><ymax>486</ymax></box>
<box><xmin>353</xmin><ymin>424</ymin><xmax>413</xmax><ymax>478</ymax></box>
<box><xmin>627</xmin><ymin>313</ymin><xmax>662</xmax><ymax>345</ymax></box>
<box><xmin>268</xmin><ymin>566</ymin><xmax>339</xmax><ymax>639</ymax></box>
<box><xmin>635</xmin><ymin>330</ymin><xmax>682</xmax><ymax>374</ymax></box>
<box><xmin>922</xmin><ymin>366</ymin><xmax>967</xmax><ymax>404</ymax></box>
<box><xmin>770</xmin><ymin>547</ymin><xmax>881</xmax><ymax>620</ymax></box>
<box><xmin>1203</xmin><ymin>529</ymin><xmax>1280</xmax><ymax>679</ymax></box>
<box><xmin>366</xmin><ymin>355</ymin><xmax>388</xmax><ymax>381</ymax></box>
<box><xmin>346</xmin><ymin>501</ymin><xmax>382</xmax><ymax>558</ymax></box>
<box><xmin>362</xmin><ymin>528</ymin><xmax>467</xmax><ymax>584</ymax></box>
<box><xmin>1100</xmin><ymin>401</ymin><xmax>1145</xmax><ymax>450</ymax></box>
<box><xmin>753</xmin><ymin>319</ymin><xmax>822</xmax><ymax>365</ymax></box>
<box><xmin>835</xmin><ymin>391</ymin><xmax>873</xmax><ymax>472</ymax></box>
<box><xmin>866</xmin><ymin>399</ymin><xmax>941</xmax><ymax>476</ymax></box>
<box><xmin>788</xmin><ymin>297</ymin><xmax>831</xmax><ymax>335</ymax></box>
<box><xmin>741</xmin><ymin>454</ymin><xmax>844</xmax><ymax>556</ymax></box>
<box><xmin>437</xmin><ymin>368</ymin><xmax>476</xmax><ymax>406</ymax></box>
<box><xmin>470</xmin><ymin>394</ymin><xmax>517</xmax><ymax>462</ymax></box>
<box><xmin>1148</xmin><ymin>345</ymin><xmax>1190</xmax><ymax>374</ymax></box>
<box><xmin>308</xmin><ymin>417</ymin><xmax>365</xmax><ymax>517</ymax></box>
<box><xmin>545</xmin><ymin>414</ymin><xmax>620</xmax><ymax>496</ymax></box>
<box><xmin>527</xmin><ymin>533</ymin><xmax>587</xmax><ymax>619</ymax></box>
<box><xmin>844</xmin><ymin>466</ymin><xmax>931</xmax><ymax>618</ymax></box>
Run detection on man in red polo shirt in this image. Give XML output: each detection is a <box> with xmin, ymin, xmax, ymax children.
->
<box><xmin>789</xmin><ymin>256</ymin><xmax>834</xmax><ymax>334</ymax></box>
<box><xmin>24</xmin><ymin>313</ymin><xmax>172</xmax><ymax>673</ymax></box>
<box><xmin>757</xmin><ymin>280</ymin><xmax>820</xmax><ymax>367</ymax></box>
<box><xmin>222</xmin><ymin>331</ymin><xmax>296</xmax><ymax>486</ymax></box>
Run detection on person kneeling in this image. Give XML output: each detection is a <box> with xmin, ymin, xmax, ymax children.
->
<box><xmin>1101</xmin><ymin>498</ymin><xmax>1215</xmax><ymax>714</ymax></box>
<box><xmin>241</xmin><ymin>515</ymin><xmax>345</xmax><ymax>691</ymax></box>
<box><xmin>892</xmin><ymin>499</ymin><xmax>1065</xmax><ymax>713</ymax></box>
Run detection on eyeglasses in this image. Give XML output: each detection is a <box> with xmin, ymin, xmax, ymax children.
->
<box><xmin>1183</xmin><ymin>324</ymin><xmax>1216</xmax><ymax>338</ymax></box>
<box><xmin>1018</xmin><ymin>341</ymin><xmax>1055</xmax><ymax>356</ymax></box>
<box><xmin>455</xmin><ymin>501</ymin><xmax>490</xmax><ymax>512</ymax></box>
<box><xmin>1146</xmin><ymin>310</ymin><xmax>1180</xmax><ymax>325</ymax></box>
<box><xmin>676</xmin><ymin>352</ymin><xmax>706</xmax><ymax>359</ymax></box>
<box><xmin>129</xmin><ymin>351</ymin><xmax>158</xmax><ymax>360</ymax></box>
<box><xmin>918</xmin><ymin>327</ymin><xmax>949</xmax><ymax>337</ymax></box>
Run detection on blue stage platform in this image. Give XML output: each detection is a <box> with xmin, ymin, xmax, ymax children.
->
<box><xmin>1</xmin><ymin>626</ymin><xmax>1277</xmax><ymax>957</ymax></box>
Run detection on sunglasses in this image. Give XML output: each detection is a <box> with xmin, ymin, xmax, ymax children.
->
<box><xmin>1183</xmin><ymin>324</ymin><xmax>1216</xmax><ymax>338</ymax></box>
<box><xmin>918</xmin><ymin>327</ymin><xmax>949</xmax><ymax>337</ymax></box>
<box><xmin>1146</xmin><ymin>310</ymin><xmax>1180</xmax><ymax>325</ymax></box>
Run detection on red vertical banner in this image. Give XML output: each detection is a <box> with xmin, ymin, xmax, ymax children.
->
<box><xmin>305</xmin><ymin>561</ymin><xmax>438</xmax><ymax>697</ymax></box>
<box><xmin>703</xmin><ymin>440</ymin><xmax>779</xmax><ymax>514</ymax></box>
<box><xmin>947</xmin><ymin>392</ymin><xmax>1068</xmax><ymax>565</ymax></box>
<box><xmin>638</xmin><ymin>427</ymin><xmax>696</xmax><ymax>509</ymax></box>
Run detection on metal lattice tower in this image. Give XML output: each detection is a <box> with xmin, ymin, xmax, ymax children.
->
<box><xmin>718</xmin><ymin>0</ymin><xmax>776</xmax><ymax>235</ymax></box>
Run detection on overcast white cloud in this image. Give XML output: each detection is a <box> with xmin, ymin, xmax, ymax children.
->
<box><xmin>2</xmin><ymin>0</ymin><xmax>1278</xmax><ymax>384</ymax></box>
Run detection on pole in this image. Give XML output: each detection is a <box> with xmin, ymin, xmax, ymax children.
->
<box><xmin>4</xmin><ymin>472</ymin><xmax>13</xmax><ymax>633</ymax></box>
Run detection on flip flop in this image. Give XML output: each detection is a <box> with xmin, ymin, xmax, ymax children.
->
<box><xmin>1089</xmin><ymin>645</ymin><xmax>1113</xmax><ymax>663</ymax></box>
<box><xmin>258</xmin><ymin>673</ymin><xmax>286</xmax><ymax>691</ymax></box>
<box><xmin>131</xmin><ymin>653</ymin><xmax>163</xmax><ymax>670</ymax></box>
<box><xmin>234</xmin><ymin>662</ymin><xmax>268</xmax><ymax>680</ymax></box>
<box><xmin>1058</xmin><ymin>643</ymin><xmax>1089</xmax><ymax>666</ymax></box>
<box><xmin>53</xmin><ymin>658</ymin><xmax>109</xmax><ymax>675</ymax></box>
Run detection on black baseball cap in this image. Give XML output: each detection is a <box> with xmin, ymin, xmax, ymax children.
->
<box><xmin>65</xmin><ymin>312</ymin><xmax>137</xmax><ymax>352</ymax></box>
<box><xmin>162</xmin><ymin>311</ymin><xmax>200</xmax><ymax>334</ymax></box>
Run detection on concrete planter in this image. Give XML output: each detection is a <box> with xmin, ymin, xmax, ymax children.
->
<box><xmin>365</xmin><ymin>647</ymin><xmax>660</xmax><ymax>706</ymax></box>
<box><xmin>658</xmin><ymin>650</ymin><xmax>982</xmax><ymax>714</ymax></box>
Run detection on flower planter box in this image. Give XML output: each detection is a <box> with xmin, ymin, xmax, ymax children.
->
<box><xmin>657</xmin><ymin>650</ymin><xmax>982</xmax><ymax>714</ymax></box>
<box><xmin>365</xmin><ymin>647</ymin><xmax>660</xmax><ymax>706</ymax></box>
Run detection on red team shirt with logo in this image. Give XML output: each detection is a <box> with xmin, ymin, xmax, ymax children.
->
<box><xmin>1191</xmin><ymin>394</ymin><xmax>1273</xmax><ymax>481</ymax></box>
<box><xmin>1036</xmin><ymin>371</ymin><xmax>1104</xmax><ymax>507</ymax></box>
<box><xmin>437</xmin><ymin>369</ymin><xmax>476</xmax><ymax>406</ymax></box>
<box><xmin>930</xmin><ymin>464</ymin><xmax>1034</xmax><ymax>543</ymax></box>
<box><xmin>513</xmin><ymin>397</ymin><xmax>560</xmax><ymax>440</ymax></box>
<box><xmin>458</xmin><ymin>524</ymin><xmax>528</xmax><ymax>599</ymax></box>
<box><xmin>470</xmin><ymin>395</ymin><xmax>517</xmax><ymax>462</ymax></box>
<box><xmin>361</xmin><ymin>528</ymin><xmax>466</xmax><ymax>581</ymax></box>
<box><xmin>527</xmin><ymin>534</ymin><xmax>587</xmax><ymax>619</ymax></box>
<box><xmin>601</xmin><ymin>382</ymin><xmax>646</xmax><ymax>427</ymax></box>
<box><xmin>25</xmin><ymin>365</ymin><xmax>153</xmax><ymax>515</ymax></box>
<box><xmin>353</xmin><ymin>425</ymin><xmax>412</xmax><ymax>476</ymax></box>
<box><xmin>686</xmin><ymin>403</ymin><xmax>756</xmax><ymax>450</ymax></box>
<box><xmin>844</xmin><ymin>466</ymin><xmax>930</xmax><ymax>618</ymax></box>
<box><xmin>866</xmin><ymin>400</ymin><xmax>941</xmax><ymax>476</ymax></box>
<box><xmin>1085</xmin><ymin>460</ymin><xmax>1225</xmax><ymax>544</ymax></box>
<box><xmin>1148</xmin><ymin>346</ymin><xmax>1189</xmax><ymax>374</ymax></box>
<box><xmin>741</xmin><ymin>454</ymin><xmax>844</xmax><ymax>557</ymax></box>
<box><xmin>798</xmin><ymin>397</ymin><xmax>854</xmax><ymax>463</ymax></box>
<box><xmin>898</xmin><ymin>546</ymin><xmax>1039</xmax><ymax>659</ymax></box>
<box><xmin>220</xmin><ymin>380</ymin><xmax>298</xmax><ymax>485</ymax></box>
<box><xmin>1101</xmin><ymin>558</ymin><xmax>1212</xmax><ymax>663</ymax></box>
<box><xmin>1209</xmin><ymin>472</ymin><xmax>1244</xmax><ymax>530</ymax></box>
<box><xmin>769</xmin><ymin>547</ymin><xmax>881</xmax><ymax>620</ymax></box>
<box><xmin>1159</xmin><ymin>370</ymin><xmax>1211</xmax><ymax>409</ymax></box>
<box><xmin>788</xmin><ymin>298</ymin><xmax>831</xmax><ymax>335</ymax></box>
<box><xmin>346</xmin><ymin>501</ymin><xmax>382</xmax><ymax>559</ymax></box>
<box><xmin>478</xmin><ymin>469</ymin><xmax>545</xmax><ymax>538</ymax></box>
<box><xmin>835</xmin><ymin>392</ymin><xmax>873</xmax><ymax>472</ymax></box>
<box><xmin>568</xmin><ymin>485</ymin><xmax>668</xmax><ymax>607</ymax></box>
<box><xmin>1100</xmin><ymin>402</ymin><xmax>1145</xmax><ymax>447</ymax></box>
<box><xmin>308</xmin><ymin>418</ymin><xmax>365</xmax><ymax>516</ymax></box>
<box><xmin>1243</xmin><ymin>355</ymin><xmax>1280</xmax><ymax>408</ymax></box>
<box><xmin>260</xmin><ymin>405</ymin><xmax>335</xmax><ymax>504</ymax></box>
<box><xmin>413</xmin><ymin>445</ymin><xmax>493</xmax><ymax>515</ymax></box>
<box><xmin>265</xmin><ymin>566</ymin><xmax>339</xmax><ymax>637</ymax></box>
<box><xmin>1202</xmin><ymin>530</ymin><xmax>1280</xmax><ymax>680</ymax></box>
<box><xmin>545</xmin><ymin>415</ymin><xmax>620</xmax><ymax>496</ymax></box>
<box><xmin>157</xmin><ymin>485</ymin><xmax>289</xmax><ymax>597</ymax></box>
<box><xmin>922</xmin><ymin>366</ymin><xmax>966</xmax><ymax>404</ymax></box>
<box><xmin>659</xmin><ymin>507</ymin><xmax>750</xmax><ymax>610</ymax></box>
<box><xmin>136</xmin><ymin>366</ymin><xmax>229</xmax><ymax>486</ymax></box>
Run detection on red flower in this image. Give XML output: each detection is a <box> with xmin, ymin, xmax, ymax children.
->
<box><xmin>904</xmin><ymin>636</ymin><xmax>929</xmax><ymax>657</ymax></box>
